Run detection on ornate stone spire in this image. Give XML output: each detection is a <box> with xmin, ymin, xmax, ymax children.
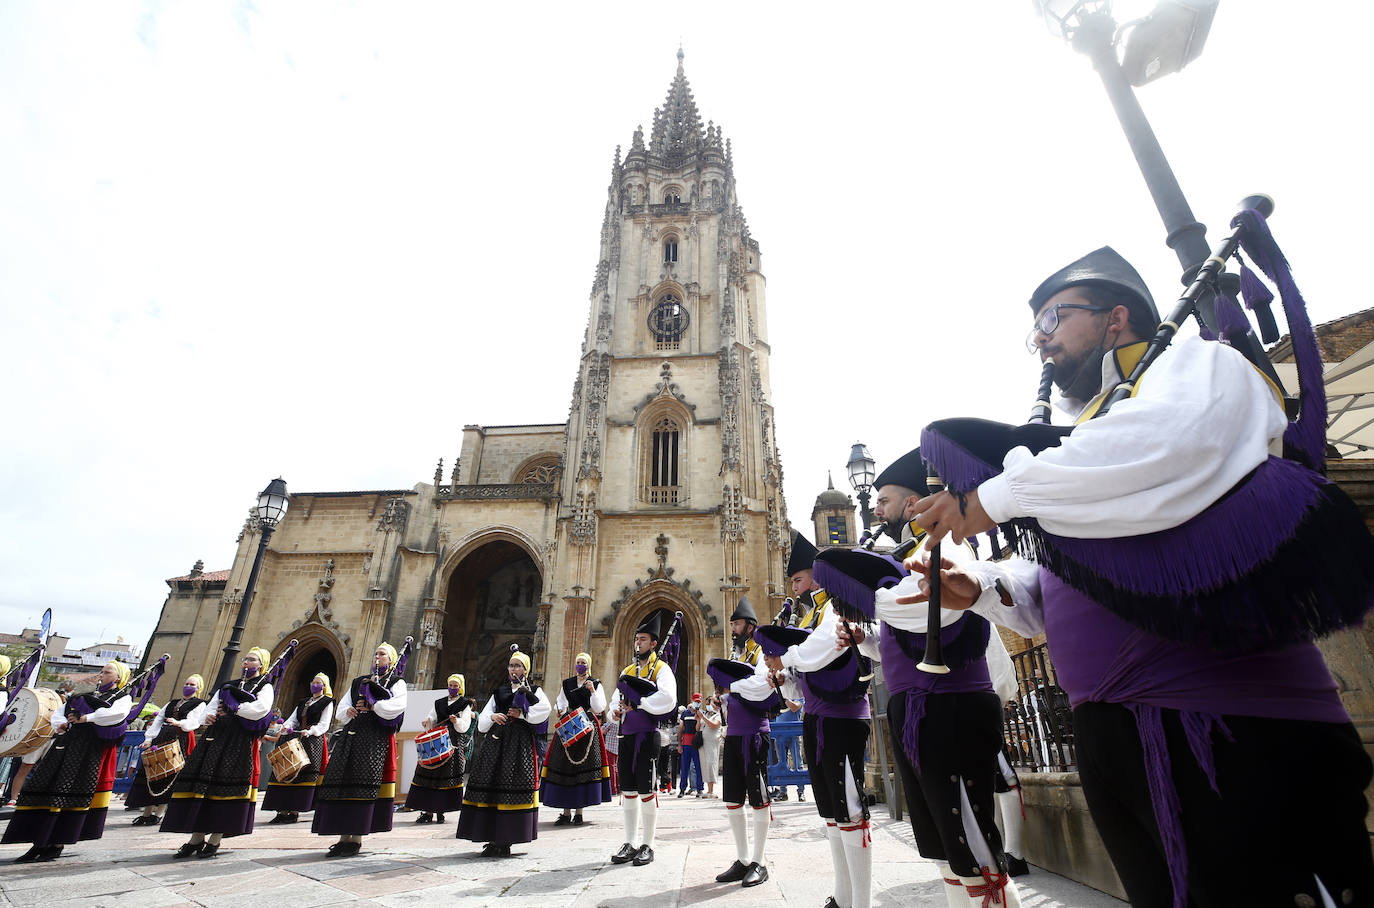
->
<box><xmin>649</xmin><ymin>49</ymin><xmax>703</xmax><ymax>158</ymax></box>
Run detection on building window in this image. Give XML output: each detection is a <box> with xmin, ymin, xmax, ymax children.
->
<box><xmin>648</xmin><ymin>415</ymin><xmax>681</xmax><ymax>504</ymax></box>
<box><xmin>516</xmin><ymin>457</ymin><xmax>560</xmax><ymax>484</ymax></box>
<box><xmin>664</xmin><ymin>239</ymin><xmax>678</xmax><ymax>263</ymax></box>
<box><xmin>648</xmin><ymin>294</ymin><xmax>689</xmax><ymax>351</ymax></box>
<box><xmin>826</xmin><ymin>516</ymin><xmax>848</xmax><ymax>545</ymax></box>
<box><xmin>664</xmin><ymin>192</ymin><xmax>680</xmax><ymax>204</ymax></box>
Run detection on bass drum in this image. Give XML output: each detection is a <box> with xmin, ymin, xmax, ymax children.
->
<box><xmin>0</xmin><ymin>687</ymin><xmax>62</xmax><ymax>757</ymax></box>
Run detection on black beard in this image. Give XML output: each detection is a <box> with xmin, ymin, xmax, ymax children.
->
<box><xmin>1053</xmin><ymin>345</ymin><xmax>1108</xmax><ymax>403</ymax></box>
<box><xmin>634</xmin><ymin>648</ymin><xmax>650</xmax><ymax>662</ymax></box>
<box><xmin>880</xmin><ymin>518</ymin><xmax>906</xmax><ymax>543</ymax></box>
<box><xmin>732</xmin><ymin>628</ymin><xmax>753</xmax><ymax>651</ymax></box>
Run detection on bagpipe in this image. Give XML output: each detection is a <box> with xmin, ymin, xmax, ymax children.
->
<box><xmin>752</xmin><ymin>590</ymin><xmax>873</xmax><ymax>704</ymax></box>
<box><xmin>220</xmin><ymin>640</ymin><xmax>299</xmax><ymax>716</ymax></box>
<box><xmin>616</xmin><ymin>611</ymin><xmax>682</xmax><ymax>722</ymax></box>
<box><xmin>918</xmin><ymin>195</ymin><xmax>1374</xmax><ymax>652</ymax></box>
<box><xmin>364</xmin><ymin>636</ymin><xmax>413</xmax><ymax>703</ymax></box>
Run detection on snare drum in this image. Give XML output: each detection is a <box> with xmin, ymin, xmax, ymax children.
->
<box><xmin>415</xmin><ymin>725</ymin><xmax>453</xmax><ymax>768</ymax></box>
<box><xmin>268</xmin><ymin>736</ymin><xmax>309</xmax><ymax>783</ymax></box>
<box><xmin>143</xmin><ymin>738</ymin><xmax>186</xmax><ymax>781</ymax></box>
<box><xmin>0</xmin><ymin>687</ymin><xmax>61</xmax><ymax>757</ymax></box>
<box><xmin>554</xmin><ymin>706</ymin><xmax>594</xmax><ymax>747</ymax></box>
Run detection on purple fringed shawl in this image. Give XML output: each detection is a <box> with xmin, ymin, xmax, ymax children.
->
<box><xmin>878</xmin><ymin>614</ymin><xmax>993</xmax><ymax>774</ymax></box>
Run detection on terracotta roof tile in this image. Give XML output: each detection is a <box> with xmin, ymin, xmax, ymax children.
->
<box><xmin>165</xmin><ymin>569</ymin><xmax>231</xmax><ymax>584</ymax></box>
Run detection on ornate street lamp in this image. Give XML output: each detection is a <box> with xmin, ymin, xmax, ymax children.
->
<box><xmin>845</xmin><ymin>442</ymin><xmax>877</xmax><ymax>536</ymax></box>
<box><xmin>214</xmin><ymin>478</ymin><xmax>289</xmax><ymax>689</ymax></box>
<box><xmin>1031</xmin><ymin>0</ymin><xmax>1284</xmax><ymax>391</ymax></box>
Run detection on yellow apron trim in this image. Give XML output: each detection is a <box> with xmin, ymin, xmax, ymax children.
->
<box><xmin>461</xmin><ymin>798</ymin><xmax>538</xmax><ymax>811</ymax></box>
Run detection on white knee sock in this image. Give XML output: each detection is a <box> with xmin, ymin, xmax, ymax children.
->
<box><xmin>840</xmin><ymin>823</ymin><xmax>872</xmax><ymax>908</ymax></box>
<box><xmin>826</xmin><ymin>823</ymin><xmax>852</xmax><ymax>908</ymax></box>
<box><xmin>996</xmin><ymin>789</ymin><xmax>1023</xmax><ymax>858</ymax></box>
<box><xmin>622</xmin><ymin>792</ymin><xmax>639</xmax><ymax>844</ymax></box>
<box><xmin>937</xmin><ymin>863</ymin><xmax>966</xmax><ymax>908</ymax></box>
<box><xmin>726</xmin><ymin>803</ymin><xmax>748</xmax><ymax>862</ymax></box>
<box><xmin>640</xmin><ymin>793</ymin><xmax>659</xmax><ymax>847</ymax></box>
<box><xmin>750</xmin><ymin>805</ymin><xmax>770</xmax><ymax>865</ymax></box>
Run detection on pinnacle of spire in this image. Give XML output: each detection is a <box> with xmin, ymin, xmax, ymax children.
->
<box><xmin>649</xmin><ymin>50</ymin><xmax>703</xmax><ymax>158</ymax></box>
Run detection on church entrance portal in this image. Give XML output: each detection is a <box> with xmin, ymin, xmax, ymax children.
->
<box><xmin>437</xmin><ymin>539</ymin><xmax>542</xmax><ymax>698</ymax></box>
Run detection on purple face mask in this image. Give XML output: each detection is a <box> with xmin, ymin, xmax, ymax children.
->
<box><xmin>183</xmin><ymin>684</ymin><xmax>197</xmax><ymax>697</ymax></box>
<box><xmin>448</xmin><ymin>686</ymin><xmax>461</xmax><ymax>696</ymax></box>
<box><xmin>310</xmin><ymin>681</ymin><xmax>324</xmax><ymax>695</ymax></box>
<box><xmin>243</xmin><ymin>664</ymin><xmax>259</xmax><ymax>678</ymax></box>
<box><xmin>576</xmin><ymin>664</ymin><xmax>587</xmax><ymax>675</ymax></box>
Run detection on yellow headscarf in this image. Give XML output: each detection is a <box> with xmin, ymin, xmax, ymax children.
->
<box><xmin>447</xmin><ymin>673</ymin><xmax>465</xmax><ymax>695</ymax></box>
<box><xmin>312</xmin><ymin>672</ymin><xmax>333</xmax><ymax>698</ymax></box>
<box><xmin>0</xmin><ymin>655</ymin><xmax>11</xmax><ymax>677</ymax></box>
<box><xmin>246</xmin><ymin>647</ymin><xmax>272</xmax><ymax>678</ymax></box>
<box><xmin>184</xmin><ymin>674</ymin><xmax>205</xmax><ymax>698</ymax></box>
<box><xmin>375</xmin><ymin>642</ymin><xmax>398</xmax><ymax>669</ymax></box>
<box><xmin>106</xmin><ymin>660</ymin><xmax>132</xmax><ymax>688</ymax></box>
<box><xmin>575</xmin><ymin>652</ymin><xmax>591</xmax><ymax>669</ymax></box>
<box><xmin>508</xmin><ymin>647</ymin><xmax>530</xmax><ymax>675</ymax></box>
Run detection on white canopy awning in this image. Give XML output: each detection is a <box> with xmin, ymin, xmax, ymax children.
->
<box><xmin>1272</xmin><ymin>339</ymin><xmax>1374</xmax><ymax>457</ymax></box>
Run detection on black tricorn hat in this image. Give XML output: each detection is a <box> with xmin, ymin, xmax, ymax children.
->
<box><xmin>730</xmin><ymin>595</ymin><xmax>758</xmax><ymax>624</ymax></box>
<box><xmin>635</xmin><ymin>609</ymin><xmax>664</xmax><ymax>643</ymax></box>
<box><xmin>786</xmin><ymin>531</ymin><xmax>819</xmax><ymax>577</ymax></box>
<box><xmin>754</xmin><ymin>624</ymin><xmax>811</xmax><ymax>658</ymax></box>
<box><xmin>706</xmin><ymin>657</ymin><xmax>756</xmax><ymax>690</ymax></box>
<box><xmin>812</xmin><ymin>548</ymin><xmax>908</xmax><ymax>622</ymax></box>
<box><xmin>1027</xmin><ymin>246</ymin><xmax>1159</xmax><ymax>327</ymax></box>
<box><xmin>920</xmin><ymin>418</ymin><xmax>1072</xmax><ymax>496</ymax></box>
<box><xmin>873</xmin><ymin>446</ymin><xmax>926</xmax><ymax>495</ymax></box>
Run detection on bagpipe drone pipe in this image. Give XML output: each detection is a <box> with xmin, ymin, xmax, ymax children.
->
<box><xmin>918</xmin><ymin>195</ymin><xmax>1374</xmax><ymax>652</ymax></box>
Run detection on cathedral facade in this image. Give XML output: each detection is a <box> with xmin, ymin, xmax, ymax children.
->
<box><xmin>145</xmin><ymin>54</ymin><xmax>792</xmax><ymax>709</ymax></box>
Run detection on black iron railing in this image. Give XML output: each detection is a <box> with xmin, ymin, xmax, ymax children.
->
<box><xmin>1003</xmin><ymin>642</ymin><xmax>1077</xmax><ymax>773</ymax></box>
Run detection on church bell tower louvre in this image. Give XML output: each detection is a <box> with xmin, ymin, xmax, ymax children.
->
<box><xmin>140</xmin><ymin>51</ymin><xmax>790</xmax><ymax>710</ymax></box>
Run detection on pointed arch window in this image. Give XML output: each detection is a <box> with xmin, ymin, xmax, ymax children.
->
<box><xmin>648</xmin><ymin>293</ymin><xmax>688</xmax><ymax>351</ymax></box>
<box><xmin>646</xmin><ymin>414</ymin><xmax>682</xmax><ymax>505</ymax></box>
<box><xmin>664</xmin><ymin>238</ymin><xmax>678</xmax><ymax>263</ymax></box>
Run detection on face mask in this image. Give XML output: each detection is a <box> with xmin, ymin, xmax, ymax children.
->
<box><xmin>310</xmin><ymin>682</ymin><xmax>324</xmax><ymax>695</ymax></box>
<box><xmin>98</xmin><ymin>679</ymin><xmax>116</xmax><ymax>692</ymax></box>
<box><xmin>576</xmin><ymin>663</ymin><xmax>588</xmax><ymax>675</ymax></box>
<box><xmin>183</xmin><ymin>684</ymin><xmax>197</xmax><ymax>697</ymax></box>
<box><xmin>448</xmin><ymin>686</ymin><xmax>461</xmax><ymax>697</ymax></box>
<box><xmin>243</xmin><ymin>664</ymin><xmax>259</xmax><ymax>678</ymax></box>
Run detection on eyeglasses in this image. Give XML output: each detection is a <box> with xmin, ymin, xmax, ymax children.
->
<box><xmin>1025</xmin><ymin>303</ymin><xmax>1109</xmax><ymax>353</ymax></box>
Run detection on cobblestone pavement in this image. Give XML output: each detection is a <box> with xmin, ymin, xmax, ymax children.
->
<box><xmin>0</xmin><ymin>795</ymin><xmax>1125</xmax><ymax>906</ymax></box>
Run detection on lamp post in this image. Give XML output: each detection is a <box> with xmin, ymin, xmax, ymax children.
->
<box><xmin>845</xmin><ymin>442</ymin><xmax>877</xmax><ymax>534</ymax></box>
<box><xmin>214</xmin><ymin>478</ymin><xmax>289</xmax><ymax>689</ymax></box>
<box><xmin>1032</xmin><ymin>0</ymin><xmax>1284</xmax><ymax>392</ymax></box>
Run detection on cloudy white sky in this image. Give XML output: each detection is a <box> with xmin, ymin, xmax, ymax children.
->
<box><xmin>1</xmin><ymin>1</ymin><xmax>1368</xmax><ymax>650</ymax></box>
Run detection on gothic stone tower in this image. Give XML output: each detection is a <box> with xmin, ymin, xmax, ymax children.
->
<box><xmin>548</xmin><ymin>51</ymin><xmax>789</xmax><ymax>700</ymax></box>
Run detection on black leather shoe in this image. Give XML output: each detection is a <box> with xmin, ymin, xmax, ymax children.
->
<box><xmin>1005</xmin><ymin>854</ymin><xmax>1030</xmax><ymax>877</ymax></box>
<box><xmin>632</xmin><ymin>844</ymin><xmax>654</xmax><ymax>866</ymax></box>
<box><xmin>572</xmin><ymin>814</ymin><xmax>584</xmax><ymax>826</ymax></box>
<box><xmin>742</xmin><ymin>862</ymin><xmax>768</xmax><ymax>887</ymax></box>
<box><xmin>196</xmin><ymin>843</ymin><xmax>220</xmax><ymax>859</ymax></box>
<box><xmin>284</xmin><ymin>812</ymin><xmax>299</xmax><ymax>823</ymax></box>
<box><xmin>174</xmin><ymin>842</ymin><xmax>203</xmax><ymax>859</ymax></box>
<box><xmin>415</xmin><ymin>812</ymin><xmax>433</xmax><ymax>824</ymax></box>
<box><xmin>269</xmin><ymin>812</ymin><xmax>289</xmax><ymax>824</ymax></box>
<box><xmin>480</xmin><ymin>842</ymin><xmax>500</xmax><ymax>857</ymax></box>
<box><xmin>14</xmin><ymin>845</ymin><xmax>44</xmax><ymax>863</ymax></box>
<box><xmin>327</xmin><ymin>841</ymin><xmax>361</xmax><ymax>858</ymax></box>
<box><xmin>823</xmin><ymin>898</ymin><xmax>840</xmax><ymax>908</ymax></box>
<box><xmin>435</xmin><ymin>813</ymin><xmax>445</xmax><ymax>823</ymax></box>
<box><xmin>610</xmin><ymin>842</ymin><xmax>637</xmax><ymax>864</ymax></box>
<box><xmin>498</xmin><ymin>844</ymin><xmax>512</xmax><ymax>856</ymax></box>
<box><xmin>554</xmin><ymin>813</ymin><xmax>571</xmax><ymax>826</ymax></box>
<box><xmin>715</xmin><ymin>860</ymin><xmax>749</xmax><ymax>882</ymax></box>
<box><xmin>35</xmin><ymin>845</ymin><xmax>63</xmax><ymax>862</ymax></box>
<box><xmin>132</xmin><ymin>815</ymin><xmax>158</xmax><ymax>826</ymax></box>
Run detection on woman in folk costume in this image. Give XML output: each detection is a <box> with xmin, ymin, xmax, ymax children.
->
<box><xmin>312</xmin><ymin>643</ymin><xmax>407</xmax><ymax>857</ymax></box>
<box><xmin>3</xmin><ymin>660</ymin><xmax>134</xmax><ymax>862</ymax></box>
<box><xmin>128</xmin><ymin>674</ymin><xmax>208</xmax><ymax>826</ymax></box>
<box><xmin>409</xmin><ymin>673</ymin><xmax>474</xmax><ymax>824</ymax></box>
<box><xmin>263</xmin><ymin>671</ymin><xmax>335</xmax><ymax>823</ymax></box>
<box><xmin>541</xmin><ymin>651</ymin><xmax>611</xmax><ymax>826</ymax></box>
<box><xmin>457</xmin><ymin>644</ymin><xmax>551</xmax><ymax>857</ymax></box>
<box><xmin>163</xmin><ymin>647</ymin><xmax>275</xmax><ymax>859</ymax></box>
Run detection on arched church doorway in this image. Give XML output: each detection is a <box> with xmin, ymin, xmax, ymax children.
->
<box><xmin>437</xmin><ymin>539</ymin><xmax>541</xmax><ymax>697</ymax></box>
<box><xmin>613</xmin><ymin>598</ymin><xmax>700</xmax><ymax>709</ymax></box>
<box><xmin>273</xmin><ymin>630</ymin><xmax>342</xmax><ymax>718</ymax></box>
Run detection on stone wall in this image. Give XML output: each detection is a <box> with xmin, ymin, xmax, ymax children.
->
<box><xmin>1015</xmin><ymin>773</ymin><xmax>1127</xmax><ymax>900</ymax></box>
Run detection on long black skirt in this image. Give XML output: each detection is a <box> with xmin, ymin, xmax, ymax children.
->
<box><xmin>1</xmin><ymin>724</ymin><xmax>118</xmax><ymax>847</ymax></box>
<box><xmin>311</xmin><ymin>714</ymin><xmax>397</xmax><ymax>837</ymax></box>
<box><xmin>457</xmin><ymin>722</ymin><xmax>539</xmax><ymax>845</ymax></box>
<box><xmin>262</xmin><ymin>733</ymin><xmax>327</xmax><ymax>813</ymax></box>
<box><xmin>161</xmin><ymin>716</ymin><xmax>261</xmax><ymax>837</ymax></box>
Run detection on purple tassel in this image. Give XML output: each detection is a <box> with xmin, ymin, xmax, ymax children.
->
<box><xmin>1128</xmin><ymin>704</ymin><xmax>1188</xmax><ymax>908</ymax></box>
<box><xmin>1214</xmin><ymin>293</ymin><xmax>1253</xmax><ymax>346</ymax></box>
<box><xmin>1236</xmin><ymin>258</ymin><xmax>1280</xmax><ymax>343</ymax></box>
<box><xmin>1179</xmin><ymin>711</ymin><xmax>1231</xmax><ymax>797</ymax></box>
<box><xmin>1233</xmin><ymin>208</ymin><xmax>1327</xmax><ymax>472</ymax></box>
<box><xmin>918</xmin><ymin>429</ymin><xmax>1001</xmax><ymax>495</ymax></box>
